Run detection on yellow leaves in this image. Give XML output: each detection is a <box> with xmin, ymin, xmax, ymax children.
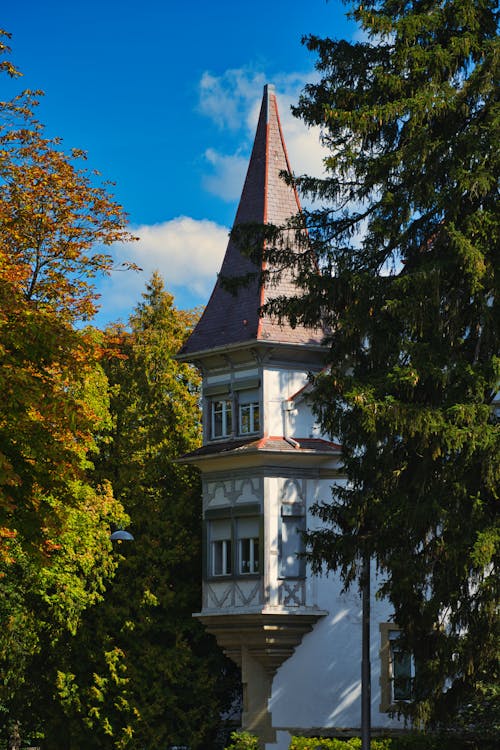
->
<box><xmin>0</xmin><ymin>526</ymin><xmax>17</xmax><ymax>566</ymax></box>
<box><xmin>42</xmin><ymin>537</ymin><xmax>62</xmax><ymax>554</ymax></box>
<box><xmin>0</xmin><ymin>526</ymin><xmax>16</xmax><ymax>538</ymax></box>
<box><xmin>141</xmin><ymin>588</ymin><xmax>159</xmax><ymax>607</ymax></box>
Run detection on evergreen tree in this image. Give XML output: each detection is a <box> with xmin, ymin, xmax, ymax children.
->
<box><xmin>248</xmin><ymin>0</ymin><xmax>499</xmax><ymax>728</ymax></box>
<box><xmin>47</xmin><ymin>273</ymin><xmax>238</xmax><ymax>749</ymax></box>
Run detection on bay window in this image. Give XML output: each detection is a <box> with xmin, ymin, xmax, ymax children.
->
<box><xmin>206</xmin><ymin>504</ymin><xmax>261</xmax><ymax>579</ymax></box>
<box><xmin>204</xmin><ymin>378</ymin><xmax>261</xmax><ymax>441</ymax></box>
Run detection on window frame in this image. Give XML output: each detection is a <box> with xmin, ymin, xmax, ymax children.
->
<box><xmin>204</xmin><ymin>504</ymin><xmax>262</xmax><ymax>581</ymax></box>
<box><xmin>210</xmin><ymin>397</ymin><xmax>233</xmax><ymax>439</ymax></box>
<box><xmin>239</xmin><ymin>400</ymin><xmax>260</xmax><ymax>435</ymax></box>
<box><xmin>236</xmin><ymin>516</ymin><xmax>260</xmax><ymax>575</ymax></box>
<box><xmin>204</xmin><ymin>378</ymin><xmax>261</xmax><ymax>442</ymax></box>
<box><xmin>379</xmin><ymin>623</ymin><xmax>414</xmax><ymax>712</ymax></box>
<box><xmin>208</xmin><ymin>518</ymin><xmax>233</xmax><ymax>577</ymax></box>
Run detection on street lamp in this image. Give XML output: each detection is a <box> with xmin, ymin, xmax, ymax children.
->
<box><xmin>110</xmin><ymin>529</ymin><xmax>135</xmax><ymax>541</ymax></box>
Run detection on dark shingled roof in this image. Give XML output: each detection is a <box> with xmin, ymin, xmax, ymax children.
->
<box><xmin>180</xmin><ymin>436</ymin><xmax>341</xmax><ymax>461</ymax></box>
<box><xmin>179</xmin><ymin>84</ymin><xmax>323</xmax><ymax>359</ymax></box>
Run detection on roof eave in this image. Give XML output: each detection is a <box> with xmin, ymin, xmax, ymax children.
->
<box><xmin>177</xmin><ymin>337</ymin><xmax>326</xmax><ymax>364</ymax></box>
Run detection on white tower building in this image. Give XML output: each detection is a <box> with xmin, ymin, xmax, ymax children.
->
<box><xmin>178</xmin><ymin>85</ymin><xmax>407</xmax><ymax>749</ymax></box>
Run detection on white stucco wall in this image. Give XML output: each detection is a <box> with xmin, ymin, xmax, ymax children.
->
<box><xmin>264</xmin><ymin>473</ymin><xmax>404</xmax><ymax>745</ymax></box>
<box><xmin>264</xmin><ymin>368</ymin><xmax>310</xmax><ymax>436</ymax></box>
<box><xmin>200</xmin><ymin>360</ymin><xmax>405</xmax><ymax>747</ymax></box>
<box><xmin>268</xmin><ymin>565</ymin><xmax>405</xmax><ymax>737</ymax></box>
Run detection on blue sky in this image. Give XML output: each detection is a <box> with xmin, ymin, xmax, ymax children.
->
<box><xmin>2</xmin><ymin>1</ymin><xmax>356</xmax><ymax>326</ymax></box>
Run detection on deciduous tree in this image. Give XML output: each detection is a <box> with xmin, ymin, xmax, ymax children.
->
<box><xmin>0</xmin><ymin>30</ymin><xmax>133</xmax><ymax>742</ymax></box>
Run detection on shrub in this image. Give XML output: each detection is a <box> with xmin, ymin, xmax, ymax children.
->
<box><xmin>224</xmin><ymin>730</ymin><xmax>260</xmax><ymax>750</ymax></box>
<box><xmin>289</xmin><ymin>739</ymin><xmax>392</xmax><ymax>750</ymax></box>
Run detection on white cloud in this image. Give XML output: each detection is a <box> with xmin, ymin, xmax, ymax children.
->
<box><xmin>198</xmin><ymin>67</ymin><xmax>326</xmax><ymax>202</ymax></box>
<box><xmin>93</xmin><ymin>217</ymin><xmax>228</xmax><ymax>326</ymax></box>
<box><xmin>198</xmin><ymin>69</ymin><xmax>267</xmax><ymax>131</ymax></box>
<box><xmin>202</xmin><ymin>148</ymin><xmax>248</xmax><ymax>202</ymax></box>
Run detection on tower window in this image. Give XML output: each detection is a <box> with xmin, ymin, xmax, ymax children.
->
<box><xmin>211</xmin><ymin>398</ymin><xmax>233</xmax><ymax>439</ymax></box>
<box><xmin>238</xmin><ymin>389</ymin><xmax>260</xmax><ymax>435</ymax></box>
<box><xmin>237</xmin><ymin>517</ymin><xmax>260</xmax><ymax>574</ymax></box>
<box><xmin>209</xmin><ymin>519</ymin><xmax>232</xmax><ymax>576</ymax></box>
<box><xmin>239</xmin><ymin>402</ymin><xmax>260</xmax><ymax>434</ymax></box>
<box><xmin>206</xmin><ymin>509</ymin><xmax>261</xmax><ymax>579</ymax></box>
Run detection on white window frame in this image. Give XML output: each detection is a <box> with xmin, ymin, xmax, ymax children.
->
<box><xmin>237</xmin><ymin>387</ymin><xmax>261</xmax><ymax>436</ymax></box>
<box><xmin>209</xmin><ymin>519</ymin><xmax>232</xmax><ymax>577</ymax></box>
<box><xmin>239</xmin><ymin>401</ymin><xmax>260</xmax><ymax>435</ymax></box>
<box><xmin>237</xmin><ymin>516</ymin><xmax>260</xmax><ymax>575</ymax></box>
<box><xmin>211</xmin><ymin>539</ymin><xmax>232</xmax><ymax>576</ymax></box>
<box><xmin>211</xmin><ymin>398</ymin><xmax>233</xmax><ymax>439</ymax></box>
<box><xmin>238</xmin><ymin>536</ymin><xmax>259</xmax><ymax>575</ymax></box>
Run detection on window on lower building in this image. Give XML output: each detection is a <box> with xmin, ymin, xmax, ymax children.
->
<box><xmin>389</xmin><ymin>630</ymin><xmax>414</xmax><ymax>702</ymax></box>
<box><xmin>379</xmin><ymin>624</ymin><xmax>414</xmax><ymax>711</ymax></box>
<box><xmin>278</xmin><ymin>503</ymin><xmax>306</xmax><ymax>579</ymax></box>
<box><xmin>211</xmin><ymin>398</ymin><xmax>233</xmax><ymax>439</ymax></box>
<box><xmin>237</xmin><ymin>517</ymin><xmax>260</xmax><ymax>574</ymax></box>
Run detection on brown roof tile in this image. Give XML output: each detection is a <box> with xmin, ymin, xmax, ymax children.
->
<box><xmin>179</xmin><ymin>436</ymin><xmax>341</xmax><ymax>461</ymax></box>
<box><xmin>179</xmin><ymin>84</ymin><xmax>324</xmax><ymax>358</ymax></box>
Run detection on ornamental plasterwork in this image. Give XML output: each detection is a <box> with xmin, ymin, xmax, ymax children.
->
<box><xmin>279</xmin><ymin>477</ymin><xmax>305</xmax><ymax>505</ymax></box>
<box><xmin>204</xmin><ymin>476</ymin><xmax>262</xmax><ymax>510</ymax></box>
<box><xmin>205</xmin><ymin>579</ymin><xmax>263</xmax><ymax>609</ymax></box>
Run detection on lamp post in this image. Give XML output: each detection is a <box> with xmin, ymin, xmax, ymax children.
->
<box><xmin>361</xmin><ymin>550</ymin><xmax>371</xmax><ymax>750</ymax></box>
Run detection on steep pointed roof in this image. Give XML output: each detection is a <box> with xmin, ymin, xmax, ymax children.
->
<box><xmin>179</xmin><ymin>84</ymin><xmax>323</xmax><ymax>359</ymax></box>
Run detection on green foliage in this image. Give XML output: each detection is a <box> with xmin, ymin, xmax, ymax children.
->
<box><xmin>226</xmin><ymin>734</ymin><xmax>500</xmax><ymax>750</ymax></box>
<box><xmin>0</xmin><ymin>32</ymin><xmax>131</xmax><ymax>742</ymax></box>
<box><xmin>289</xmin><ymin>738</ymin><xmax>391</xmax><ymax>750</ymax></box>
<box><xmin>239</xmin><ymin>0</ymin><xmax>499</xmax><ymax>731</ymax></box>
<box><xmin>41</xmin><ymin>273</ymin><xmax>240</xmax><ymax>749</ymax></box>
<box><xmin>224</xmin><ymin>730</ymin><xmax>260</xmax><ymax>750</ymax></box>
<box><xmin>288</xmin><ymin>735</ymin><xmax>498</xmax><ymax>750</ymax></box>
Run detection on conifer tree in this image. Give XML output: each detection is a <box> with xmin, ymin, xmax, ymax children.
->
<box><xmin>251</xmin><ymin>0</ymin><xmax>499</xmax><ymax>728</ymax></box>
<box><xmin>47</xmin><ymin>274</ymin><xmax>238</xmax><ymax>749</ymax></box>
